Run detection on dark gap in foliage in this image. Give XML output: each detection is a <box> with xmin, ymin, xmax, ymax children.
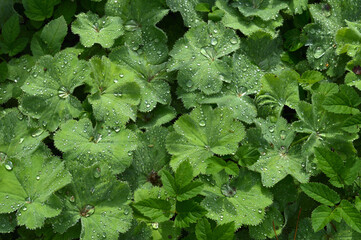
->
<box><xmin>73</xmin><ymin>84</ymin><xmax>89</xmax><ymax>102</ymax></box>
<box><xmin>44</xmin><ymin>136</ymin><xmax>63</xmax><ymax>158</ymax></box>
<box><xmin>282</xmin><ymin>105</ymin><xmax>297</xmax><ymax>123</ymax></box>
<box><xmin>1</xmin><ymin>98</ymin><xmax>18</xmax><ymax>109</ymax></box>
<box><xmin>13</xmin><ymin>3</ymin><xmax>25</xmax><ymax>19</ymax></box>
<box><xmin>157</xmin><ymin>12</ymin><xmax>188</xmax><ymax>49</ymax></box>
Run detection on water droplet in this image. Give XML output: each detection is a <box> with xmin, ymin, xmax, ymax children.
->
<box><xmin>124</xmin><ymin>20</ymin><xmax>138</xmax><ymax>31</ymax></box>
<box><xmin>211</xmin><ymin>38</ymin><xmax>218</xmax><ymax>46</ymax></box>
<box><xmin>22</xmin><ymin>207</ymin><xmax>27</xmax><ymax>211</ymax></box>
<box><xmin>5</xmin><ymin>161</ymin><xmax>13</xmax><ymax>171</ymax></box>
<box><xmin>58</xmin><ymin>86</ymin><xmax>70</xmax><ymax>99</ymax></box>
<box><xmin>186</xmin><ymin>80</ymin><xmax>193</xmax><ymax>88</ymax></box>
<box><xmin>268</xmin><ymin>126</ymin><xmax>275</xmax><ymax>133</ymax></box>
<box><xmin>230</xmin><ymin>37</ymin><xmax>238</xmax><ymax>44</ymax></box>
<box><xmin>152</xmin><ymin>222</ymin><xmax>159</xmax><ymax>229</ymax></box>
<box><xmin>70</xmin><ymin>196</ymin><xmax>75</xmax><ymax>203</ymax></box>
<box><xmin>36</xmin><ymin>176</ymin><xmax>40</xmax><ymax>180</ymax></box>
<box><xmin>31</xmin><ymin>129</ymin><xmax>44</xmax><ymax>138</ymax></box>
<box><xmin>314</xmin><ymin>47</ymin><xmax>325</xmax><ymax>59</ymax></box>
<box><xmin>199</xmin><ymin>120</ymin><xmax>206</xmax><ymax>127</ymax></box>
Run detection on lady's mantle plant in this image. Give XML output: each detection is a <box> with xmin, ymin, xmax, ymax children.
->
<box><xmin>1</xmin><ymin>0</ymin><xmax>361</xmax><ymax>239</ymax></box>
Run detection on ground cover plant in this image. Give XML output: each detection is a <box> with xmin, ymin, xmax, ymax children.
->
<box><xmin>1</xmin><ymin>0</ymin><xmax>361</xmax><ymax>239</ymax></box>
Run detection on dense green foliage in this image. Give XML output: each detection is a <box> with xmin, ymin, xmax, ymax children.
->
<box><xmin>1</xmin><ymin>0</ymin><xmax>361</xmax><ymax>239</ymax></box>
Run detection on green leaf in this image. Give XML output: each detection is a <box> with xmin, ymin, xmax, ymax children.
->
<box><xmin>175</xmin><ymin>200</ymin><xmax>206</xmax><ymax>228</ymax></box>
<box><xmin>177</xmin><ymin>181</ymin><xmax>204</xmax><ymax>202</ymax></box>
<box><xmin>196</xmin><ymin>218</ymin><xmax>235</xmax><ymax>240</ymax></box>
<box><xmin>105</xmin><ymin>0</ymin><xmax>169</xmax><ymax>59</ymax></box>
<box><xmin>133</xmin><ymin>199</ymin><xmax>172</xmax><ymax>222</ymax></box>
<box><xmin>249</xmin><ymin>206</ymin><xmax>284</xmax><ymax>240</ymax></box>
<box><xmin>336</xmin><ymin>20</ymin><xmax>361</xmax><ymax>57</ymax></box>
<box><xmin>232</xmin><ymin>0</ymin><xmax>288</xmax><ymax>21</ymax></box>
<box><xmin>71</xmin><ymin>11</ymin><xmax>123</xmax><ymax>48</ymax></box>
<box><xmin>109</xmin><ymin>46</ymin><xmax>171</xmax><ymax>112</ymax></box>
<box><xmin>0</xmin><ymin>147</ymin><xmax>71</xmax><ymax>229</ymax></box>
<box><xmin>52</xmin><ymin>164</ymin><xmax>133</xmax><ymax>239</ymax></box>
<box><xmin>206</xmin><ymin>157</ymin><xmax>239</xmax><ymax>176</ymax></box>
<box><xmin>20</xmin><ymin>49</ymin><xmax>90</xmax><ymax>131</ymax></box>
<box><xmin>301</xmin><ymin>182</ymin><xmax>340</xmax><ymax>206</ymax></box>
<box><xmin>175</xmin><ymin>161</ymin><xmax>194</xmax><ymax>188</ymax></box>
<box><xmin>166</xmin><ymin>0</ymin><xmax>208</xmax><ymax>27</ymax></box>
<box><xmin>136</xmin><ymin>105</ymin><xmax>177</xmax><ymax>129</ymax></box>
<box><xmin>22</xmin><ymin>0</ymin><xmax>58</xmax><ymax>21</ymax></box>
<box><xmin>201</xmin><ymin>168</ymin><xmax>273</xmax><ymax>228</ymax></box>
<box><xmin>216</xmin><ymin>0</ymin><xmax>283</xmax><ymax>37</ymax></box>
<box><xmin>168</xmin><ymin>21</ymin><xmax>240</xmax><ymax>94</ymax></box>
<box><xmin>323</xmin><ymin>85</ymin><xmax>361</xmax><ymax>114</ymax></box>
<box><xmin>315</xmin><ymin>147</ymin><xmax>359</xmax><ymax>187</ymax></box>
<box><xmin>2</xmin><ymin>15</ymin><xmax>20</xmax><ymax>44</ymax></box>
<box><xmin>257</xmin><ymin>69</ymin><xmax>300</xmax><ymax>112</ymax></box>
<box><xmin>54</xmin><ymin>118</ymin><xmax>137</xmax><ymax>174</ymax></box>
<box><xmin>0</xmin><ymin>109</ymin><xmax>49</xmax><ymax>159</ymax></box>
<box><xmin>195</xmin><ymin>218</ymin><xmax>212</xmax><ymax>240</ymax></box>
<box><xmin>195</xmin><ymin>3</ymin><xmax>210</xmax><ymax>12</ymax></box>
<box><xmin>121</xmin><ymin>127</ymin><xmax>170</xmax><ymax>191</ymax></box>
<box><xmin>31</xmin><ymin>16</ymin><xmax>68</xmax><ymax>56</ymax></box>
<box><xmin>0</xmin><ymin>213</ymin><xmax>16</xmax><ymax>233</ymax></box>
<box><xmin>166</xmin><ymin>106</ymin><xmax>245</xmax><ymax>176</ymax></box>
<box><xmin>88</xmin><ymin>56</ymin><xmax>140</xmax><ymax>127</ymax></box>
<box><xmin>305</xmin><ymin>0</ymin><xmax>361</xmax><ymax>77</ymax></box>
<box><xmin>250</xmin><ymin>117</ymin><xmax>309</xmax><ymax>187</ymax></box>
<box><xmin>339</xmin><ymin>200</ymin><xmax>361</xmax><ymax>233</ymax></box>
<box><xmin>311</xmin><ymin>205</ymin><xmax>340</xmax><ymax>232</ymax></box>
<box><xmin>161</xmin><ymin>170</ymin><xmax>177</xmax><ymax>196</ymax></box>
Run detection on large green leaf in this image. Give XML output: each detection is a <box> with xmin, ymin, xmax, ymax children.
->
<box><xmin>53</xmin><ymin>118</ymin><xmax>137</xmax><ymax>174</ymax></box>
<box><xmin>105</xmin><ymin>0</ymin><xmax>169</xmax><ymax>59</ymax></box>
<box><xmin>71</xmin><ymin>11</ymin><xmax>123</xmax><ymax>48</ymax></box>
<box><xmin>201</xmin><ymin>168</ymin><xmax>273</xmax><ymax>228</ymax></box>
<box><xmin>0</xmin><ymin>147</ymin><xmax>71</xmax><ymax>229</ymax></box>
<box><xmin>109</xmin><ymin>46</ymin><xmax>171</xmax><ymax>112</ymax></box>
<box><xmin>166</xmin><ymin>106</ymin><xmax>245</xmax><ymax>176</ymax></box>
<box><xmin>323</xmin><ymin>85</ymin><xmax>361</xmax><ymax>115</ymax></box>
<box><xmin>52</xmin><ymin>165</ymin><xmax>133</xmax><ymax>240</ymax></box>
<box><xmin>88</xmin><ymin>56</ymin><xmax>140</xmax><ymax>128</ymax></box>
<box><xmin>311</xmin><ymin>205</ymin><xmax>340</xmax><ymax>232</ymax></box>
<box><xmin>20</xmin><ymin>49</ymin><xmax>90</xmax><ymax>131</ymax></box>
<box><xmin>168</xmin><ymin>21</ymin><xmax>240</xmax><ymax>94</ymax></box>
<box><xmin>250</xmin><ymin>117</ymin><xmax>309</xmax><ymax>187</ymax></box>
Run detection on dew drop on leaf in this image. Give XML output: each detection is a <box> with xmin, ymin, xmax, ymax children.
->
<box><xmin>211</xmin><ymin>38</ymin><xmax>218</xmax><ymax>46</ymax></box>
<box><xmin>31</xmin><ymin>128</ymin><xmax>44</xmax><ymax>138</ymax></box>
<box><xmin>199</xmin><ymin>120</ymin><xmax>206</xmax><ymax>127</ymax></box>
<box><xmin>5</xmin><ymin>160</ymin><xmax>13</xmax><ymax>171</ymax></box>
<box><xmin>230</xmin><ymin>37</ymin><xmax>238</xmax><ymax>44</ymax></box>
<box><xmin>94</xmin><ymin>167</ymin><xmax>101</xmax><ymax>178</ymax></box>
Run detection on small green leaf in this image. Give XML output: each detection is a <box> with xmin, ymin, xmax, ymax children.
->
<box><xmin>195</xmin><ymin>218</ymin><xmax>212</xmax><ymax>240</ymax></box>
<box><xmin>2</xmin><ymin>15</ymin><xmax>20</xmax><ymax>44</ymax></box>
<box><xmin>311</xmin><ymin>205</ymin><xmax>339</xmax><ymax>232</ymax></box>
<box><xmin>133</xmin><ymin>199</ymin><xmax>172</xmax><ymax>222</ymax></box>
<box><xmin>232</xmin><ymin>0</ymin><xmax>288</xmax><ymax>21</ymax></box>
<box><xmin>175</xmin><ymin>161</ymin><xmax>194</xmax><ymax>188</ymax></box>
<box><xmin>71</xmin><ymin>11</ymin><xmax>123</xmax><ymax>48</ymax></box>
<box><xmin>175</xmin><ymin>200</ymin><xmax>206</xmax><ymax>228</ymax></box>
<box><xmin>301</xmin><ymin>182</ymin><xmax>340</xmax><ymax>206</ymax></box>
<box><xmin>31</xmin><ymin>16</ymin><xmax>67</xmax><ymax>56</ymax></box>
<box><xmin>323</xmin><ymin>85</ymin><xmax>361</xmax><ymax>114</ymax></box>
<box><xmin>23</xmin><ymin>0</ymin><xmax>58</xmax><ymax>21</ymax></box>
<box><xmin>339</xmin><ymin>200</ymin><xmax>361</xmax><ymax>233</ymax></box>
<box><xmin>195</xmin><ymin>3</ymin><xmax>210</xmax><ymax>12</ymax></box>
